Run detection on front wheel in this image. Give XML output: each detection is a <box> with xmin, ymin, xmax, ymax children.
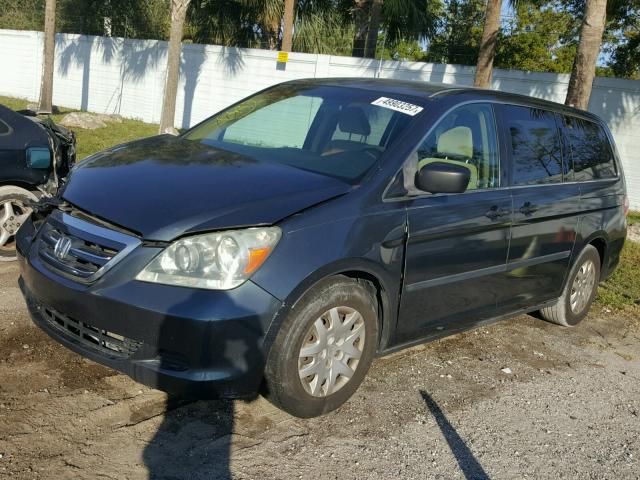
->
<box><xmin>538</xmin><ymin>244</ymin><xmax>601</xmax><ymax>326</ymax></box>
<box><xmin>264</xmin><ymin>276</ymin><xmax>379</xmax><ymax>418</ymax></box>
<box><xmin>0</xmin><ymin>186</ymin><xmax>37</xmax><ymax>262</ymax></box>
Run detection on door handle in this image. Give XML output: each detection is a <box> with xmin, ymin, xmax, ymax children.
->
<box><xmin>519</xmin><ymin>202</ymin><xmax>539</xmax><ymax>215</ymax></box>
<box><xmin>485</xmin><ymin>206</ymin><xmax>511</xmax><ymax>220</ymax></box>
<box><xmin>381</xmin><ymin>236</ymin><xmax>405</xmax><ymax>248</ymax></box>
<box><xmin>381</xmin><ymin>225</ymin><xmax>407</xmax><ymax>248</ymax></box>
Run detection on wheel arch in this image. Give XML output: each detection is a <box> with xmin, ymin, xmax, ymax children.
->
<box><xmin>589</xmin><ymin>237</ymin><xmax>606</xmax><ymax>267</ymax></box>
<box><xmin>0</xmin><ymin>181</ymin><xmax>40</xmax><ymax>194</ymax></box>
<box><xmin>262</xmin><ymin>258</ymin><xmax>398</xmax><ymax>356</ymax></box>
<box><xmin>579</xmin><ymin>231</ymin><xmax>609</xmax><ymax>275</ymax></box>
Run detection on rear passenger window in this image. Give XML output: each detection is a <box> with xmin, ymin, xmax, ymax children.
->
<box><xmin>503</xmin><ymin>105</ymin><xmax>563</xmax><ymax>185</ymax></box>
<box><xmin>563</xmin><ymin>116</ymin><xmax>617</xmax><ymax>180</ymax></box>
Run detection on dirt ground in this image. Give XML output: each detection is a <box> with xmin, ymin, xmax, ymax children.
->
<box><xmin>1</xmin><ymin>262</ymin><xmax>639</xmax><ymax>480</ymax></box>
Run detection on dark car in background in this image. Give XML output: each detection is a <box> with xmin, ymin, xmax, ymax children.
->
<box><xmin>0</xmin><ymin>105</ymin><xmax>75</xmax><ymax>260</ymax></box>
<box><xmin>16</xmin><ymin>79</ymin><xmax>628</xmax><ymax>417</ymax></box>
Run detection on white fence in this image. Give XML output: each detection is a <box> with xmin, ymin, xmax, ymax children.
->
<box><xmin>1</xmin><ymin>29</ymin><xmax>639</xmax><ymax>208</ymax></box>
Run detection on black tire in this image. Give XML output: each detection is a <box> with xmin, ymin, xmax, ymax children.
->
<box><xmin>538</xmin><ymin>245</ymin><xmax>601</xmax><ymax>326</ymax></box>
<box><xmin>0</xmin><ymin>186</ymin><xmax>37</xmax><ymax>262</ymax></box>
<box><xmin>264</xmin><ymin>276</ymin><xmax>379</xmax><ymax>418</ymax></box>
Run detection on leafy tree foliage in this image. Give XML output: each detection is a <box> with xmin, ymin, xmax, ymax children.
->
<box><xmin>606</xmin><ymin>0</ymin><xmax>640</xmax><ymax>78</ymax></box>
<box><xmin>495</xmin><ymin>3</ymin><xmax>579</xmax><ymax>73</ymax></box>
<box><xmin>2</xmin><ymin>0</ymin><xmax>639</xmax><ymax>77</ymax></box>
<box><xmin>610</xmin><ymin>33</ymin><xmax>640</xmax><ymax>78</ymax></box>
<box><xmin>382</xmin><ymin>0</ymin><xmax>442</xmax><ymax>44</ymax></box>
<box><xmin>294</xmin><ymin>10</ymin><xmax>355</xmax><ymax>54</ymax></box>
<box><xmin>426</xmin><ymin>0</ymin><xmax>486</xmax><ymax>65</ymax></box>
<box><xmin>379</xmin><ymin>38</ymin><xmax>428</xmax><ymax>61</ymax></box>
<box><xmin>57</xmin><ymin>0</ymin><xmax>170</xmax><ymax>39</ymax></box>
<box><xmin>0</xmin><ymin>0</ymin><xmax>45</xmax><ymax>31</ymax></box>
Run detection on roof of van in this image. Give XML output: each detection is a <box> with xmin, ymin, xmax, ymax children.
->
<box><xmin>282</xmin><ymin>77</ymin><xmax>603</xmax><ymax>123</ymax></box>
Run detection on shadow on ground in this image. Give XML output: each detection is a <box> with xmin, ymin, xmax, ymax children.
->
<box><xmin>421</xmin><ymin>390</ymin><xmax>490</xmax><ymax>480</ymax></box>
<box><xmin>143</xmin><ymin>398</ymin><xmax>235</xmax><ymax>480</ymax></box>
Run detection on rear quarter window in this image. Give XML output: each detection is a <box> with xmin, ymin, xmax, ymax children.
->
<box><xmin>503</xmin><ymin>105</ymin><xmax>563</xmax><ymax>185</ymax></box>
<box><xmin>562</xmin><ymin>116</ymin><xmax>617</xmax><ymax>181</ymax></box>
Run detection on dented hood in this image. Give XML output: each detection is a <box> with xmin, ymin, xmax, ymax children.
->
<box><xmin>62</xmin><ymin>135</ymin><xmax>351</xmax><ymax>241</ymax></box>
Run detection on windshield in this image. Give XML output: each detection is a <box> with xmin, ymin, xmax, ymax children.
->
<box><xmin>183</xmin><ymin>84</ymin><xmax>425</xmax><ymax>183</ymax></box>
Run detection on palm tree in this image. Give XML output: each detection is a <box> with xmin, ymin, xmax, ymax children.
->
<box><xmin>352</xmin><ymin>0</ymin><xmax>370</xmax><ymax>57</ymax></box>
<box><xmin>565</xmin><ymin>0</ymin><xmax>608</xmax><ymax>109</ymax></box>
<box><xmin>159</xmin><ymin>0</ymin><xmax>191</xmax><ymax>134</ymax></box>
<box><xmin>239</xmin><ymin>0</ymin><xmax>284</xmax><ymax>49</ymax></box>
<box><xmin>474</xmin><ymin>0</ymin><xmax>501</xmax><ymax>87</ymax></box>
<box><xmin>294</xmin><ymin>9</ymin><xmax>355</xmax><ymax>55</ymax></box>
<box><xmin>354</xmin><ymin>0</ymin><xmax>441</xmax><ymax>59</ymax></box>
<box><xmin>382</xmin><ymin>0</ymin><xmax>441</xmax><ymax>44</ymax></box>
<box><xmin>38</xmin><ymin>0</ymin><xmax>56</xmax><ymax>113</ymax></box>
<box><xmin>364</xmin><ymin>0</ymin><xmax>383</xmax><ymax>58</ymax></box>
<box><xmin>282</xmin><ymin>0</ymin><xmax>296</xmax><ymax>51</ymax></box>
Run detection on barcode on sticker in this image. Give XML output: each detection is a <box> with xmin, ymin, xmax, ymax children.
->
<box><xmin>371</xmin><ymin>97</ymin><xmax>424</xmax><ymax>116</ymax></box>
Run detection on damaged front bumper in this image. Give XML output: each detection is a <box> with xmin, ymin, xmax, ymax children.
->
<box><xmin>17</xmin><ymin>213</ymin><xmax>283</xmax><ymax>398</ymax></box>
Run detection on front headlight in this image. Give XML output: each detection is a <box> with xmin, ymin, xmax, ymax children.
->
<box><xmin>136</xmin><ymin>227</ymin><xmax>281</xmax><ymax>290</ymax></box>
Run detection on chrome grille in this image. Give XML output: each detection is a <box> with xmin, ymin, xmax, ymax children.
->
<box><xmin>39</xmin><ymin>225</ymin><xmax>118</xmax><ymax>278</ymax></box>
<box><xmin>36</xmin><ymin>210</ymin><xmax>140</xmax><ymax>283</ymax></box>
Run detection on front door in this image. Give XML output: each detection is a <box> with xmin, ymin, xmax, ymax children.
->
<box><xmin>395</xmin><ymin>103</ymin><xmax>513</xmax><ymax>344</ymax></box>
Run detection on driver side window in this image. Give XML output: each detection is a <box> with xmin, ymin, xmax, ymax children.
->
<box><xmin>405</xmin><ymin>103</ymin><xmax>500</xmax><ymax>194</ymax></box>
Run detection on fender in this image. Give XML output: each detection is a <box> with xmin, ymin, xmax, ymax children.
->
<box><xmin>261</xmin><ymin>256</ymin><xmax>403</xmax><ymax>356</ymax></box>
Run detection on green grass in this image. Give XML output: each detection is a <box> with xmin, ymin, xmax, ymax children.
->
<box><xmin>628</xmin><ymin>210</ymin><xmax>640</xmax><ymax>226</ymax></box>
<box><xmin>596</xmin><ymin>211</ymin><xmax>639</xmax><ymax>313</ymax></box>
<box><xmin>598</xmin><ymin>239</ymin><xmax>640</xmax><ymax>313</ymax></box>
<box><xmin>0</xmin><ymin>96</ymin><xmax>158</xmax><ymax>160</ymax></box>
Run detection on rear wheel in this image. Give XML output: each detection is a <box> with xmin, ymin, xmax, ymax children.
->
<box><xmin>538</xmin><ymin>244</ymin><xmax>601</xmax><ymax>326</ymax></box>
<box><xmin>264</xmin><ymin>276</ymin><xmax>379</xmax><ymax>418</ymax></box>
<box><xmin>0</xmin><ymin>186</ymin><xmax>37</xmax><ymax>262</ymax></box>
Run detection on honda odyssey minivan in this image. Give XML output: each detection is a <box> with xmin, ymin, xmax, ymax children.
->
<box><xmin>17</xmin><ymin>79</ymin><xmax>628</xmax><ymax>417</ymax></box>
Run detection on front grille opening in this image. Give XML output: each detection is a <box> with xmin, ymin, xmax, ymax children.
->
<box><xmin>31</xmin><ymin>210</ymin><xmax>140</xmax><ymax>284</ymax></box>
<box><xmin>84</xmin><ymin>240</ymin><xmax>119</xmax><ymax>257</ymax></box>
<box><xmin>42</xmin><ymin>307</ymin><xmax>142</xmax><ymax>358</ymax></box>
<box><xmin>37</xmin><ymin>222</ymin><xmax>124</xmax><ymax>281</ymax></box>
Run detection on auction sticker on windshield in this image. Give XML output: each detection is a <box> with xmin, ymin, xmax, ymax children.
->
<box><xmin>371</xmin><ymin>97</ymin><xmax>424</xmax><ymax>116</ymax></box>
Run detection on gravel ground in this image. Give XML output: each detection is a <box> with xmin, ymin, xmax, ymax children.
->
<box><xmin>1</xmin><ymin>261</ymin><xmax>639</xmax><ymax>479</ymax></box>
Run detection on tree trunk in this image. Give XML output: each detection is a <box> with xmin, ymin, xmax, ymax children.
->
<box><xmin>565</xmin><ymin>0</ymin><xmax>607</xmax><ymax>110</ymax></box>
<box><xmin>364</xmin><ymin>0</ymin><xmax>382</xmax><ymax>59</ymax></box>
<box><xmin>38</xmin><ymin>0</ymin><xmax>56</xmax><ymax>114</ymax></box>
<box><xmin>159</xmin><ymin>0</ymin><xmax>190</xmax><ymax>134</ymax></box>
<box><xmin>474</xmin><ymin>0</ymin><xmax>502</xmax><ymax>88</ymax></box>
<box><xmin>281</xmin><ymin>0</ymin><xmax>295</xmax><ymax>52</ymax></box>
<box><xmin>352</xmin><ymin>0</ymin><xmax>370</xmax><ymax>58</ymax></box>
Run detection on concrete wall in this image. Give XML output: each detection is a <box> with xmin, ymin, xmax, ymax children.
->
<box><xmin>1</xmin><ymin>29</ymin><xmax>639</xmax><ymax>208</ymax></box>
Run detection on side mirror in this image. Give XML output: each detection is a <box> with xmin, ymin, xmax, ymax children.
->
<box><xmin>415</xmin><ymin>161</ymin><xmax>470</xmax><ymax>194</ymax></box>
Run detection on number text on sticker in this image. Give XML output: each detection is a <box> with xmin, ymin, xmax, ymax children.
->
<box><xmin>371</xmin><ymin>97</ymin><xmax>424</xmax><ymax>116</ymax></box>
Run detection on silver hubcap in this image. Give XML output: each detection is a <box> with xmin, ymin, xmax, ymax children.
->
<box><xmin>570</xmin><ymin>259</ymin><xmax>596</xmax><ymax>314</ymax></box>
<box><xmin>0</xmin><ymin>200</ymin><xmax>31</xmax><ymax>251</ymax></box>
<box><xmin>298</xmin><ymin>306</ymin><xmax>365</xmax><ymax>397</ymax></box>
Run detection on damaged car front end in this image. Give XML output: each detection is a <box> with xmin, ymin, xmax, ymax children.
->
<box><xmin>0</xmin><ymin>104</ymin><xmax>75</xmax><ymax>260</ymax></box>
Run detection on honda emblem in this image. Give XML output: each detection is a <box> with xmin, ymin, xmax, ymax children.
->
<box><xmin>53</xmin><ymin>235</ymin><xmax>72</xmax><ymax>260</ymax></box>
